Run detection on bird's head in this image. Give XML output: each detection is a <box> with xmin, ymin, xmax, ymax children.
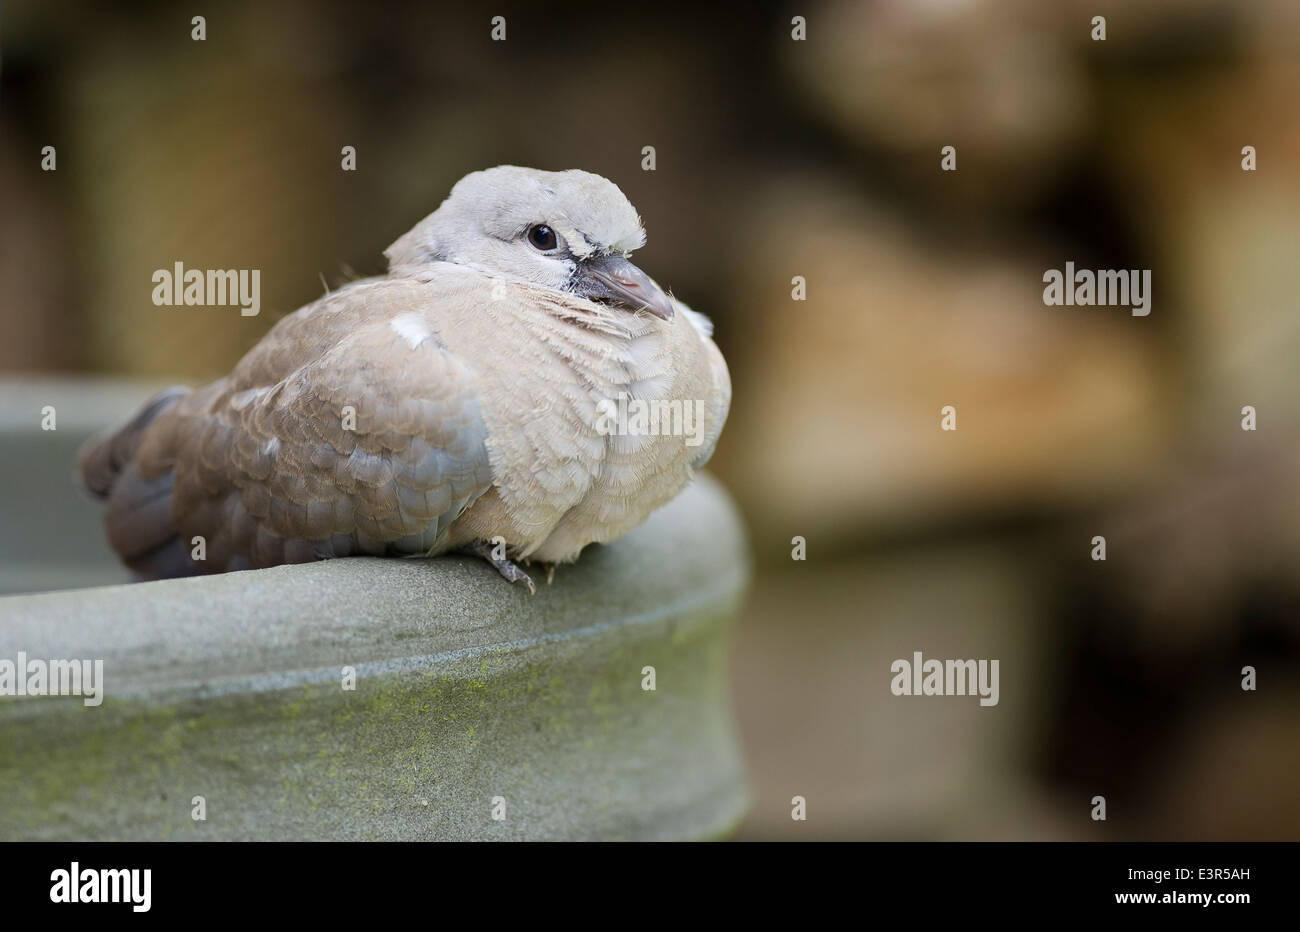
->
<box><xmin>385</xmin><ymin>165</ymin><xmax>674</xmax><ymax>320</ymax></box>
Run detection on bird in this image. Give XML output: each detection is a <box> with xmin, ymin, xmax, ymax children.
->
<box><xmin>78</xmin><ymin>166</ymin><xmax>731</xmax><ymax>592</ymax></box>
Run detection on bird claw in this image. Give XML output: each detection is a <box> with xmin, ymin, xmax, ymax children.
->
<box><xmin>504</xmin><ymin>563</ymin><xmax>537</xmax><ymax>596</ymax></box>
<box><xmin>463</xmin><ymin>541</ymin><xmax>536</xmax><ymax>594</ymax></box>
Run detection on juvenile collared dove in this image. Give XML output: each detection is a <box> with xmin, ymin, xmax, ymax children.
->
<box><xmin>78</xmin><ymin>166</ymin><xmax>731</xmax><ymax>592</ymax></box>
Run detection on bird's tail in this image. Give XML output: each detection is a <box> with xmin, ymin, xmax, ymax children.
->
<box><xmin>77</xmin><ymin>386</ymin><xmax>195</xmax><ymax>579</ymax></box>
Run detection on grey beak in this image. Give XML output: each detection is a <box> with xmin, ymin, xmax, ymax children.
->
<box><xmin>575</xmin><ymin>255</ymin><xmax>675</xmax><ymax>321</ymax></box>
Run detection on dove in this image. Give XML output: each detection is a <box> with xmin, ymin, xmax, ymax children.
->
<box><xmin>78</xmin><ymin>166</ymin><xmax>731</xmax><ymax>592</ymax></box>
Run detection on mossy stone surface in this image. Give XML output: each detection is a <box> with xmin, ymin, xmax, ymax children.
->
<box><xmin>0</xmin><ymin>472</ymin><xmax>749</xmax><ymax>840</ymax></box>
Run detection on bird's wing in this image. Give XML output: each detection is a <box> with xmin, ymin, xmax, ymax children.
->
<box><xmin>134</xmin><ymin>278</ymin><xmax>494</xmax><ymax>570</ymax></box>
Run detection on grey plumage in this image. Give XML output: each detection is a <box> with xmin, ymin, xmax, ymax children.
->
<box><xmin>79</xmin><ymin>166</ymin><xmax>731</xmax><ymax>588</ymax></box>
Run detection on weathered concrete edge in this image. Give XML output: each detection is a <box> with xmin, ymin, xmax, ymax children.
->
<box><xmin>0</xmin><ymin>474</ymin><xmax>748</xmax><ymax>682</ymax></box>
<box><xmin>0</xmin><ymin>474</ymin><xmax>753</xmax><ymax>840</ymax></box>
<box><xmin>2</xmin><ymin>585</ymin><xmax>750</xmax><ymax>841</ymax></box>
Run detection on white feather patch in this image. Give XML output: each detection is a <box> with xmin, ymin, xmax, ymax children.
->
<box><xmin>390</xmin><ymin>312</ymin><xmax>436</xmax><ymax>350</ymax></box>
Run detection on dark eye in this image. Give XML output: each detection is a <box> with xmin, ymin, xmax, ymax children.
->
<box><xmin>527</xmin><ymin>224</ymin><xmax>558</xmax><ymax>251</ymax></box>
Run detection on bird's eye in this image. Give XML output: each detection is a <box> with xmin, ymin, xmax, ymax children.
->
<box><xmin>526</xmin><ymin>224</ymin><xmax>559</xmax><ymax>252</ymax></box>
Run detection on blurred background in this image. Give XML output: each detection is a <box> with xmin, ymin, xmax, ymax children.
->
<box><xmin>2</xmin><ymin>0</ymin><xmax>1298</xmax><ymax>839</ymax></box>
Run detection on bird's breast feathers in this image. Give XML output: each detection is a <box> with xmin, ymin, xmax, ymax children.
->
<box><xmin>394</xmin><ymin>268</ymin><xmax>730</xmax><ymax>561</ymax></box>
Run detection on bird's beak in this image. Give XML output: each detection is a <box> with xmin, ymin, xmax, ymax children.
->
<box><xmin>575</xmin><ymin>255</ymin><xmax>675</xmax><ymax>321</ymax></box>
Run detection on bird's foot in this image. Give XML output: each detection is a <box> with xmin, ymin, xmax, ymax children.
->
<box><xmin>462</xmin><ymin>541</ymin><xmax>536</xmax><ymax>595</ymax></box>
<box><xmin>526</xmin><ymin>557</ymin><xmax>557</xmax><ymax>584</ymax></box>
